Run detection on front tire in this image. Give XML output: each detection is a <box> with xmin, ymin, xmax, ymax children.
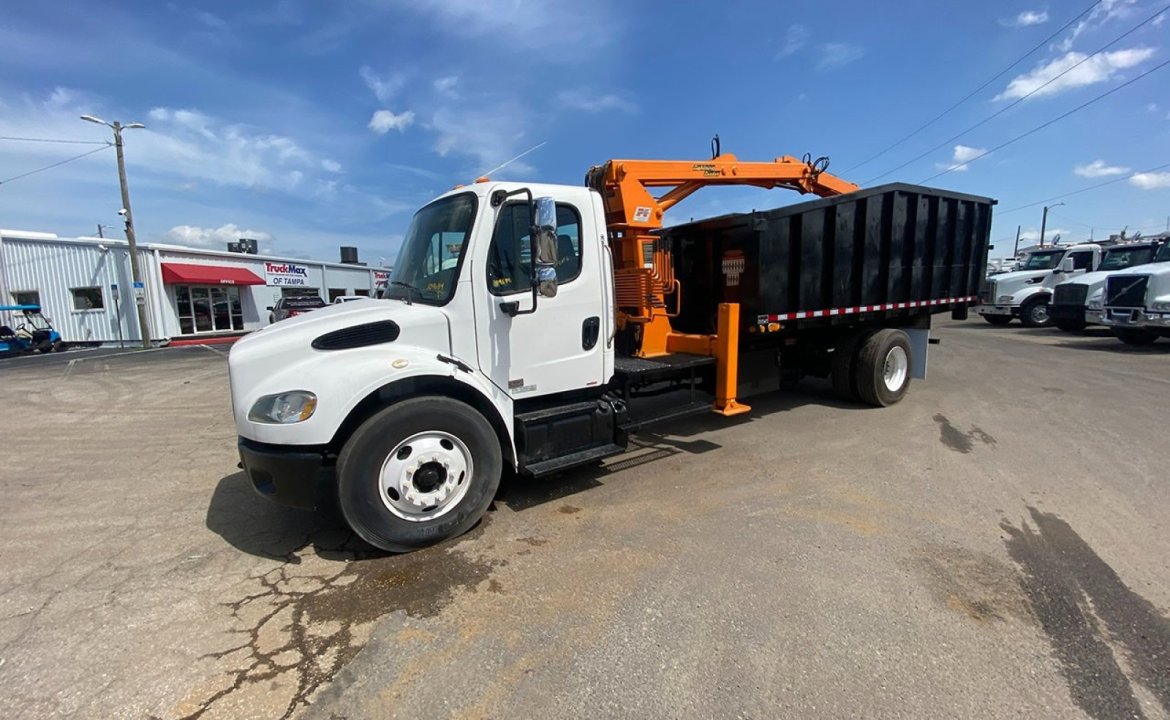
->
<box><xmin>854</xmin><ymin>329</ymin><xmax>912</xmax><ymax>407</ymax></box>
<box><xmin>337</xmin><ymin>396</ymin><xmax>502</xmax><ymax>552</ymax></box>
<box><xmin>1020</xmin><ymin>298</ymin><xmax>1052</xmax><ymax>328</ymax></box>
<box><xmin>1113</xmin><ymin>328</ymin><xmax>1159</xmax><ymax>346</ymax></box>
<box><xmin>982</xmin><ymin>314</ymin><xmax>1012</xmax><ymax>326</ymax></box>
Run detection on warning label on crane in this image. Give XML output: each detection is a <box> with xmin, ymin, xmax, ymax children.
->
<box><xmin>633</xmin><ymin>206</ymin><xmax>652</xmax><ymax>223</ymax></box>
<box><xmin>721</xmin><ymin>250</ymin><xmax>745</xmax><ymax>287</ymax></box>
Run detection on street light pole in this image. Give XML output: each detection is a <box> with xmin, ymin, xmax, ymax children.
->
<box><xmin>82</xmin><ymin>115</ymin><xmax>150</xmax><ymax>349</ymax></box>
<box><xmin>1039</xmin><ymin>202</ymin><xmax>1064</xmax><ymax>250</ymax></box>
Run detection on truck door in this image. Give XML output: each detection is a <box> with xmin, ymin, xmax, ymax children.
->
<box><xmin>471</xmin><ymin>191</ymin><xmax>607</xmax><ymax>400</ymax></box>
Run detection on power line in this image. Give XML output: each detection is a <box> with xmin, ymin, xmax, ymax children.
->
<box><xmin>919</xmin><ymin>57</ymin><xmax>1170</xmax><ymax>183</ymax></box>
<box><xmin>0</xmin><ymin>135</ymin><xmax>111</xmax><ymax>145</ymax></box>
<box><xmin>865</xmin><ymin>4</ymin><xmax>1168</xmax><ymax>185</ymax></box>
<box><xmin>0</xmin><ymin>145</ymin><xmax>112</xmax><ymax>186</ymax></box>
<box><xmin>843</xmin><ymin>0</ymin><xmax>1102</xmax><ymax>173</ymax></box>
<box><xmin>997</xmin><ymin>161</ymin><xmax>1170</xmax><ymax>215</ymax></box>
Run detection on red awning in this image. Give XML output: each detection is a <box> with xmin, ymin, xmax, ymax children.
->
<box><xmin>161</xmin><ymin>263</ymin><xmax>266</xmax><ymax>286</ymax></box>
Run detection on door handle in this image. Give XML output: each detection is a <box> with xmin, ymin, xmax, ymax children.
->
<box><xmin>582</xmin><ymin>316</ymin><xmax>600</xmax><ymax>350</ymax></box>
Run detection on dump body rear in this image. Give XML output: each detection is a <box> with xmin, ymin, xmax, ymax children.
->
<box><xmin>659</xmin><ymin>182</ymin><xmax>994</xmax><ymax>337</ymax></box>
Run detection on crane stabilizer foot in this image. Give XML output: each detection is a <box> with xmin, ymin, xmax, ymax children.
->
<box><xmin>712</xmin><ymin>399</ymin><xmax>751</xmax><ymax>417</ymax></box>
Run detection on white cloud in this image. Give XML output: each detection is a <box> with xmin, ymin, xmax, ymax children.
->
<box><xmin>557</xmin><ymin>89</ymin><xmax>638</xmax><ymax>115</ymax></box>
<box><xmin>777</xmin><ymin>24</ymin><xmax>809</xmax><ymax>58</ymax></box>
<box><xmin>817</xmin><ymin>43</ymin><xmax>864</xmax><ymax>70</ymax></box>
<box><xmin>430</xmin><ymin>104</ymin><xmax>534</xmax><ymax>177</ymax></box>
<box><xmin>1074</xmin><ymin>159</ymin><xmax>1130</xmax><ymax>177</ymax></box>
<box><xmin>368</xmin><ymin>109</ymin><xmax>415</xmax><ymax>134</ymax></box>
<box><xmin>321</xmin><ymin>159</ymin><xmax>342</xmax><ymax>173</ymax></box>
<box><xmin>937</xmin><ymin>145</ymin><xmax>986</xmax><ymax>172</ymax></box>
<box><xmin>1058</xmin><ymin>0</ymin><xmax>1138</xmax><ymax>52</ymax></box>
<box><xmin>1130</xmin><ymin>171</ymin><xmax>1170</xmax><ymax>189</ymax></box>
<box><xmin>359</xmin><ymin>66</ymin><xmax>405</xmax><ymax>102</ymax></box>
<box><xmin>386</xmin><ymin>1</ymin><xmax>607</xmax><ymax>51</ymax></box>
<box><xmin>164</xmin><ymin>223</ymin><xmax>273</xmax><ymax>249</ymax></box>
<box><xmin>1002</xmin><ymin>10</ymin><xmax>1049</xmax><ymax>27</ymax></box>
<box><xmin>995</xmin><ymin>47</ymin><xmax>1156</xmax><ymax>100</ymax></box>
<box><xmin>433</xmin><ymin>75</ymin><xmax>460</xmax><ymax>99</ymax></box>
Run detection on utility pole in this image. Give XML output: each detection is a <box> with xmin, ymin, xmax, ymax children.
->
<box><xmin>1013</xmin><ymin>225</ymin><xmax>1021</xmax><ymax>257</ymax></box>
<box><xmin>82</xmin><ymin>115</ymin><xmax>150</xmax><ymax>349</ymax></box>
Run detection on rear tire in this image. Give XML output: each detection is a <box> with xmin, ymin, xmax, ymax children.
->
<box><xmin>982</xmin><ymin>315</ymin><xmax>1012</xmax><ymax>326</ymax></box>
<box><xmin>1113</xmin><ymin>328</ymin><xmax>1159</xmax><ymax>346</ymax></box>
<box><xmin>1054</xmin><ymin>318</ymin><xmax>1087</xmax><ymax>333</ymax></box>
<box><xmin>854</xmin><ymin>329</ymin><xmax>912</xmax><ymax>407</ymax></box>
<box><xmin>336</xmin><ymin>396</ymin><xmax>502</xmax><ymax>553</ymax></box>
<box><xmin>1019</xmin><ymin>297</ymin><xmax>1052</xmax><ymax>328</ymax></box>
<box><xmin>830</xmin><ymin>331</ymin><xmax>865</xmax><ymax>401</ymax></box>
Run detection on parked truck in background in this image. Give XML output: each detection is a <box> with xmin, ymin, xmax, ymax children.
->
<box><xmin>228</xmin><ymin>146</ymin><xmax>992</xmax><ymax>552</ymax></box>
<box><xmin>976</xmin><ymin>243</ymin><xmax>1103</xmax><ymax>328</ymax></box>
<box><xmin>1100</xmin><ymin>249</ymin><xmax>1170</xmax><ymax>345</ymax></box>
<box><xmin>1050</xmin><ymin>240</ymin><xmax>1170</xmax><ymax>332</ymax></box>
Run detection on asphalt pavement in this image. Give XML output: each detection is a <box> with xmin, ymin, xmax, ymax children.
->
<box><xmin>0</xmin><ymin>322</ymin><xmax>1167</xmax><ymax>719</ymax></box>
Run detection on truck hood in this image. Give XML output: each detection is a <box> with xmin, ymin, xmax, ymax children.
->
<box><xmin>1056</xmin><ymin>269</ymin><xmax>1118</xmax><ymax>294</ymax></box>
<box><xmin>988</xmin><ymin>268</ymin><xmax>1058</xmax><ymax>297</ymax></box>
<box><xmin>229</xmin><ymin>299</ymin><xmax>452</xmax><ymax>401</ymax></box>
<box><xmin>1097</xmin><ymin>260</ymin><xmax>1170</xmax><ymax>279</ymax></box>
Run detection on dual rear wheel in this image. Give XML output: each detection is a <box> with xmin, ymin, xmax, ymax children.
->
<box><xmin>831</xmin><ymin>328</ymin><xmax>913</xmax><ymax>407</ymax></box>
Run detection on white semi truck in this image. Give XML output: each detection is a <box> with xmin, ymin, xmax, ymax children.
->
<box><xmin>1100</xmin><ymin>252</ymin><xmax>1170</xmax><ymax>345</ymax></box>
<box><xmin>227</xmin><ymin>149</ymin><xmax>992</xmax><ymax>551</ymax></box>
<box><xmin>1049</xmin><ymin>240</ymin><xmax>1170</xmax><ymax>332</ymax></box>
<box><xmin>976</xmin><ymin>244</ymin><xmax>1103</xmax><ymax>328</ymax></box>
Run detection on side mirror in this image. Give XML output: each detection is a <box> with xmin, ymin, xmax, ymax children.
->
<box><xmin>533</xmin><ymin>196</ymin><xmax>558</xmax><ymax>298</ymax></box>
<box><xmin>1058</xmin><ymin>258</ymin><xmax>1075</xmax><ymax>273</ymax></box>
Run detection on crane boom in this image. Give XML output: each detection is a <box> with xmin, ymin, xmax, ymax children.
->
<box><xmin>585</xmin><ymin>149</ymin><xmax>858</xmax><ymax>370</ymax></box>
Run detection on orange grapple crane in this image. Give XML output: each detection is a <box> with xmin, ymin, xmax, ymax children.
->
<box><xmin>586</xmin><ymin>141</ymin><xmax>857</xmax><ymax>412</ymax></box>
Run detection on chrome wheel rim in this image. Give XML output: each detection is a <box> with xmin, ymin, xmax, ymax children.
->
<box><xmin>882</xmin><ymin>346</ymin><xmax>909</xmax><ymax>392</ymax></box>
<box><xmin>379</xmin><ymin>431</ymin><xmax>473</xmax><ymax>522</ymax></box>
<box><xmin>1031</xmin><ymin>303</ymin><xmax>1049</xmax><ymax>324</ymax></box>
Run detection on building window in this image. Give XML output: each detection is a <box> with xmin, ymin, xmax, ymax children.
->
<box><xmin>353</xmin><ymin>288</ymin><xmax>370</xmax><ymax>297</ymax></box>
<box><xmin>328</xmin><ymin>288</ymin><xmax>347</xmax><ymax>302</ymax></box>
<box><xmin>175</xmin><ymin>285</ymin><xmax>243</xmax><ymax>335</ymax></box>
<box><xmin>11</xmin><ymin>290</ymin><xmax>40</xmax><ymax>307</ymax></box>
<box><xmin>71</xmin><ymin>286</ymin><xmax>105</xmax><ymax>311</ymax></box>
<box><xmin>487</xmin><ymin>202</ymin><xmax>582</xmax><ymax>295</ymax></box>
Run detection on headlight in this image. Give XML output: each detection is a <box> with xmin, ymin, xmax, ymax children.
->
<box><xmin>1151</xmin><ymin>301</ymin><xmax>1170</xmax><ymax>312</ymax></box>
<box><xmin>1088</xmin><ymin>298</ymin><xmax>1103</xmax><ymax>310</ymax></box>
<box><xmin>997</xmin><ymin>295</ymin><xmax>1013</xmax><ymax>304</ymax></box>
<box><xmin>248</xmin><ymin>391</ymin><xmax>317</xmax><ymax>424</ymax></box>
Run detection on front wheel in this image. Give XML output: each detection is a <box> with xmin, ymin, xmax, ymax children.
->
<box><xmin>1113</xmin><ymin>328</ymin><xmax>1159</xmax><ymax>346</ymax></box>
<box><xmin>337</xmin><ymin>396</ymin><xmax>502</xmax><ymax>552</ymax></box>
<box><xmin>982</xmin><ymin>314</ymin><xmax>1012</xmax><ymax>326</ymax></box>
<box><xmin>1019</xmin><ymin>298</ymin><xmax>1052</xmax><ymax>328</ymax></box>
<box><xmin>854</xmin><ymin>329</ymin><xmax>912</xmax><ymax>407</ymax></box>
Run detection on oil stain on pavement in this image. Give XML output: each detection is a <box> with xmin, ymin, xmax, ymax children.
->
<box><xmin>175</xmin><ymin>531</ymin><xmax>498</xmax><ymax>720</ymax></box>
<box><xmin>932</xmin><ymin>414</ymin><xmax>996</xmax><ymax>454</ymax></box>
<box><xmin>1002</xmin><ymin>507</ymin><xmax>1170</xmax><ymax>720</ymax></box>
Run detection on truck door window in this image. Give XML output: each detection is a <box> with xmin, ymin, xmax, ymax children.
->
<box><xmin>487</xmin><ymin>202</ymin><xmax>582</xmax><ymax>295</ymax></box>
<box><xmin>1070</xmin><ymin>252</ymin><xmax>1093</xmax><ymax>270</ymax></box>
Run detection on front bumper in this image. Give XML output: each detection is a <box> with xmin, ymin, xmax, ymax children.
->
<box><xmin>238</xmin><ymin>437</ymin><xmax>335</xmax><ymax>510</ymax></box>
<box><xmin>1101</xmin><ymin>308</ymin><xmax>1170</xmax><ymax>329</ymax></box>
<box><xmin>1048</xmin><ymin>305</ymin><xmax>1085</xmax><ymax>323</ymax></box>
<box><xmin>976</xmin><ymin>305</ymin><xmax>1016</xmax><ymax>317</ymax></box>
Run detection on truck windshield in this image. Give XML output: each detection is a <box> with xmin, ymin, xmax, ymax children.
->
<box><xmin>1156</xmin><ymin>243</ymin><xmax>1170</xmax><ymax>263</ymax></box>
<box><xmin>1099</xmin><ymin>246</ymin><xmax>1155</xmax><ymax>271</ymax></box>
<box><xmin>387</xmin><ymin>193</ymin><xmax>478</xmax><ymax>306</ymax></box>
<box><xmin>1021</xmin><ymin>250</ymin><xmax>1064</xmax><ymax>270</ymax></box>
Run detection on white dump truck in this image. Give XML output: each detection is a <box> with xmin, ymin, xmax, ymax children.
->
<box><xmin>1100</xmin><ymin>251</ymin><xmax>1170</xmax><ymax>345</ymax></box>
<box><xmin>1049</xmin><ymin>240</ymin><xmax>1169</xmax><ymax>332</ymax></box>
<box><xmin>976</xmin><ymin>244</ymin><xmax>1103</xmax><ymax>328</ymax></box>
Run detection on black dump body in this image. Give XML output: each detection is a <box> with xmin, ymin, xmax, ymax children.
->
<box><xmin>659</xmin><ymin>182</ymin><xmax>994</xmax><ymax>335</ymax></box>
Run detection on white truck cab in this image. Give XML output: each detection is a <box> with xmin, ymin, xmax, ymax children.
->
<box><xmin>1100</xmin><ymin>249</ymin><xmax>1170</xmax><ymax>345</ymax></box>
<box><xmin>976</xmin><ymin>244</ymin><xmax>1102</xmax><ymax>328</ymax></box>
<box><xmin>1049</xmin><ymin>241</ymin><xmax>1169</xmax><ymax>332</ymax></box>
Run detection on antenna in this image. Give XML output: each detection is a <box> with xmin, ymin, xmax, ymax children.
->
<box><xmin>480</xmin><ymin>141</ymin><xmax>547</xmax><ymax>178</ymax></box>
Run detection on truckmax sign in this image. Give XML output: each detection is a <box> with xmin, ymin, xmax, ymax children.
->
<box><xmin>265</xmin><ymin>262</ymin><xmax>310</xmax><ymax>286</ymax></box>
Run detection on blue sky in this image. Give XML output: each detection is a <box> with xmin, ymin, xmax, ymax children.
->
<box><xmin>1</xmin><ymin>0</ymin><xmax>1167</xmax><ymax>262</ymax></box>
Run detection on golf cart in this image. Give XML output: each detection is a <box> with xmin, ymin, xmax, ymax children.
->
<box><xmin>0</xmin><ymin>305</ymin><xmax>63</xmax><ymax>355</ymax></box>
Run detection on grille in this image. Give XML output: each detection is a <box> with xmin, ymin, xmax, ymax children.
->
<box><xmin>980</xmin><ymin>279</ymin><xmax>995</xmax><ymax>303</ymax></box>
<box><xmin>1052</xmin><ymin>283</ymin><xmax>1088</xmax><ymax>307</ymax></box>
<box><xmin>311</xmin><ymin>320</ymin><xmax>400</xmax><ymax>350</ymax></box>
<box><xmin>1104</xmin><ymin>275</ymin><xmax>1149</xmax><ymax>308</ymax></box>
